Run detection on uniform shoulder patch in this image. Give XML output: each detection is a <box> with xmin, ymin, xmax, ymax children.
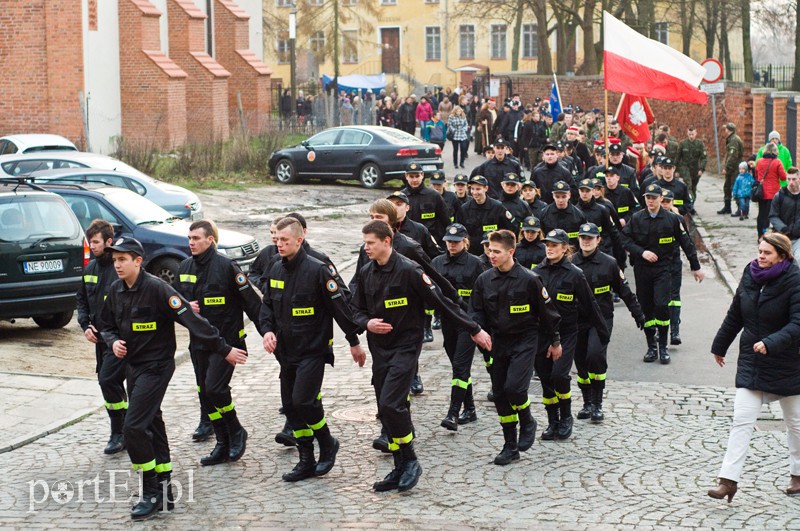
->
<box><xmin>235</xmin><ymin>272</ymin><xmax>247</xmax><ymax>286</ymax></box>
<box><xmin>326</xmin><ymin>279</ymin><xmax>338</xmax><ymax>293</ymax></box>
<box><xmin>168</xmin><ymin>295</ymin><xmax>182</xmax><ymax>309</ymax></box>
<box><xmin>541</xmin><ymin>286</ymin><xmax>549</xmax><ymax>299</ymax></box>
<box><xmin>505</xmin><ymin>210</ymin><xmax>513</xmax><ymax>220</ymax></box>
<box><xmin>422</xmin><ymin>273</ymin><xmax>432</xmax><ymax>285</ymax></box>
<box><xmin>327</xmin><ymin>264</ymin><xmax>337</xmax><ymax>277</ymax></box>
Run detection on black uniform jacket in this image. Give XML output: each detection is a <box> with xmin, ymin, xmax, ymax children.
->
<box><xmin>77</xmin><ymin>253</ymin><xmax>116</xmax><ymax>334</ymax></box>
<box><xmin>501</xmin><ymin>193</ymin><xmax>532</xmax><ymax>230</ymax></box>
<box><xmin>532</xmin><ymin>161</ymin><xmax>573</xmax><ymax>203</ymax></box>
<box><xmin>604</xmin><ymin>184</ymin><xmax>639</xmax><ymax>223</ymax></box>
<box><xmin>442</xmin><ymin>190</ymin><xmax>461</xmax><ymax>221</ymax></box>
<box><xmin>249</xmin><ymin>244</ymin><xmax>278</xmax><ymax>292</ymax></box>
<box><xmin>621</xmin><ymin>208</ymin><xmax>701</xmax><ymax>270</ymax></box>
<box><xmin>469</xmin><ymin>261</ymin><xmax>561</xmax><ymax>340</ymax></box>
<box><xmin>578</xmin><ymin>198</ymin><xmax>626</xmax><ymax>267</ymax></box>
<box><xmin>769</xmin><ymin>187</ymin><xmax>800</xmax><ymax>238</ymax></box>
<box><xmin>471</xmin><ymin>157</ymin><xmax>523</xmax><ymax>200</ymax></box>
<box><xmin>431</xmin><ymin>250</ymin><xmax>487</xmax><ymax>310</ymax></box>
<box><xmin>658</xmin><ymin>177</ymin><xmax>693</xmax><ymax>215</ymax></box>
<box><xmin>572</xmin><ymin>249</ymin><xmax>644</xmax><ymax>323</ymax></box>
<box><xmin>712</xmin><ymin>264</ymin><xmax>800</xmax><ymax>396</ymax></box>
<box><xmin>351</xmin><ymin>250</ymin><xmax>481</xmax><ymax>350</ymax></box>
<box><xmin>515</xmin><ymin>239</ymin><xmax>546</xmax><ymax>270</ymax></box>
<box><xmin>402</xmin><ymin>184</ymin><xmax>450</xmax><ymax>244</ymax></box>
<box><xmin>397</xmin><ymin>216</ymin><xmax>442</xmax><ymax>259</ymax></box>
<box><xmin>534</xmin><ymin>257</ymin><xmax>609</xmax><ymax>342</ymax></box>
<box><xmin>175</xmin><ymin>245</ymin><xmax>264</xmax><ymax>351</ymax></box>
<box><xmin>455</xmin><ymin>197</ymin><xmax>517</xmax><ymax>256</ymax></box>
<box><xmin>539</xmin><ymin>202</ymin><xmax>587</xmax><ymax>248</ymax></box>
<box><xmin>260</xmin><ymin>246</ymin><xmax>360</xmax><ymax>361</ymax></box>
<box><xmin>100</xmin><ymin>271</ymin><xmax>229</xmax><ymax>366</ymax></box>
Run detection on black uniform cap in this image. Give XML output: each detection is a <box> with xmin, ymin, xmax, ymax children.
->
<box><xmin>521</xmin><ymin>216</ymin><xmax>541</xmax><ymax>231</ymax></box>
<box><xmin>442</xmin><ymin>223</ymin><xmax>469</xmax><ymax>241</ymax></box>
<box><xmin>106</xmin><ymin>236</ymin><xmax>145</xmax><ymax>257</ymax></box>
<box><xmin>578</xmin><ymin>222</ymin><xmax>600</xmax><ymax>237</ymax></box>
<box><xmin>543</xmin><ymin>229</ymin><xmax>569</xmax><ymax>244</ymax></box>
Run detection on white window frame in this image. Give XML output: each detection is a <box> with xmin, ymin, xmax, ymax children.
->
<box><xmin>425</xmin><ymin>26</ymin><xmax>441</xmax><ymax>61</ymax></box>
<box><xmin>310</xmin><ymin>30</ymin><xmax>325</xmax><ymax>54</ymax></box>
<box><xmin>342</xmin><ymin>30</ymin><xmax>358</xmax><ymax>64</ymax></box>
<box><xmin>275</xmin><ymin>0</ymin><xmax>291</xmax><ymax>6</ymax></box>
<box><xmin>276</xmin><ymin>37</ymin><xmax>290</xmax><ymax>64</ymax></box>
<box><xmin>490</xmin><ymin>24</ymin><xmax>507</xmax><ymax>60</ymax></box>
<box><xmin>459</xmin><ymin>24</ymin><xmax>474</xmax><ymax>60</ymax></box>
<box><xmin>522</xmin><ymin>23</ymin><xmax>537</xmax><ymax>58</ymax></box>
<box><xmin>654</xmin><ymin>22</ymin><xmax>668</xmax><ymax>45</ymax></box>
<box><xmin>381</xmin><ymin>0</ymin><xmax>397</xmax><ymax>5</ymax></box>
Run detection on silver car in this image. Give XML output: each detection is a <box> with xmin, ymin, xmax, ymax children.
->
<box><xmin>0</xmin><ymin>134</ymin><xmax>77</xmax><ymax>155</ymax></box>
<box><xmin>1</xmin><ymin>154</ymin><xmax>203</xmax><ymax>220</ymax></box>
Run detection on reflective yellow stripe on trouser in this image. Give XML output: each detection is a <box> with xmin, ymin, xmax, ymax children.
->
<box><xmin>498</xmin><ymin>414</ymin><xmax>519</xmax><ymax>424</ymax></box>
<box><xmin>588</xmin><ymin>372</ymin><xmax>607</xmax><ymax>381</ymax></box>
<box><xmin>555</xmin><ymin>391</ymin><xmax>571</xmax><ymax>400</ymax></box>
<box><xmin>542</xmin><ymin>396</ymin><xmax>559</xmax><ymax>405</ymax></box>
<box><xmin>452</xmin><ymin>377</ymin><xmax>472</xmax><ymax>389</ymax></box>
<box><xmin>209</xmin><ymin>402</ymin><xmax>235</xmax><ymax>421</ymax></box>
<box><xmin>155</xmin><ymin>462</ymin><xmax>172</xmax><ymax>474</ymax></box>
<box><xmin>132</xmin><ymin>459</ymin><xmax>156</xmax><ymax>472</ymax></box>
<box><xmin>293</xmin><ymin>428</ymin><xmax>314</xmax><ymax>438</ymax></box>
<box><xmin>105</xmin><ymin>400</ymin><xmax>128</xmax><ymax>410</ymax></box>
<box><xmin>309</xmin><ymin>417</ymin><xmax>327</xmax><ymax>431</ymax></box>
<box><xmin>644</xmin><ymin>318</ymin><xmax>670</xmax><ymax>328</ymax></box>
<box><xmin>576</xmin><ymin>376</ymin><xmax>591</xmax><ymax>385</ymax></box>
<box><xmin>392</xmin><ymin>432</ymin><xmax>414</xmax><ymax>445</ymax></box>
<box><xmin>511</xmin><ymin>398</ymin><xmax>531</xmax><ymax>411</ymax></box>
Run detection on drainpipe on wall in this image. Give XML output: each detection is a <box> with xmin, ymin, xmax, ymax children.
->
<box><xmin>443</xmin><ymin>0</ymin><xmax>458</xmax><ymax>88</ymax></box>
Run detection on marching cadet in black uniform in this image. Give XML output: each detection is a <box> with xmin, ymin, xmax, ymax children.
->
<box><xmin>539</xmin><ymin>180</ymin><xmax>587</xmax><ymax>248</ymax></box>
<box><xmin>430</xmin><ymin>171</ymin><xmax>460</xmax><ymax>222</ymax></box>
<box><xmin>660</xmin><ymin>189</ymin><xmax>689</xmax><ymax>345</ymax></box>
<box><xmin>656</xmin><ymin>158</ymin><xmax>694</xmax><ymax>216</ymax></box>
<box><xmin>532</xmin><ymin>143</ymin><xmax>574</xmax><ymax>203</ymax></box>
<box><xmin>452</xmin><ymin>173</ymin><xmax>472</xmax><ymax>207</ymax></box>
<box><xmin>500</xmin><ymin>173</ymin><xmax>532</xmax><ymax>229</ymax></box>
<box><xmin>621</xmin><ymin>184</ymin><xmax>704</xmax><ymax>365</ymax></box>
<box><xmin>469</xmin><ymin>229</ymin><xmax>561</xmax><ymax>465</ymax></box>
<box><xmin>576</xmin><ymin>178</ymin><xmax>626</xmax><ymax>268</ymax></box>
<box><xmin>352</xmin><ymin>220</ymin><xmax>491</xmax><ymax>492</ymax></box>
<box><xmin>388</xmin><ymin>191</ymin><xmax>442</xmax><ymax>260</ymax></box>
<box><xmin>515</xmin><ymin>216</ymin><xmax>546</xmax><ymax>269</ymax></box>
<box><xmin>431</xmin><ymin>224</ymin><xmax>488</xmax><ymax>430</ymax></box>
<box><xmin>261</xmin><ymin>217</ymin><xmax>365</xmax><ymax>482</ymax></box>
<box><xmin>534</xmin><ymin>229</ymin><xmax>609</xmax><ymax>441</ymax></box>
<box><xmin>248</xmin><ymin>219</ymin><xmax>279</xmax><ymax>293</ymax></box>
<box><xmin>521</xmin><ymin>180</ymin><xmax>547</xmax><ymax>219</ymax></box>
<box><xmin>607</xmin><ymin>143</ymin><xmax>641</xmax><ymax>198</ymax></box>
<box><xmin>77</xmin><ymin>219</ymin><xmax>127</xmax><ymax>455</ymax></box>
<box><xmin>100</xmin><ymin>237</ymin><xmax>247</xmax><ymax>520</ymax></box>
<box><xmin>175</xmin><ymin>220</ymin><xmax>264</xmax><ymax>466</ymax></box>
<box><xmin>603</xmin><ymin>166</ymin><xmax>639</xmax><ymax>227</ymax></box>
<box><xmin>402</xmin><ymin>162</ymin><xmax>450</xmax><ymax>246</ymax></box>
<box><xmin>455</xmin><ymin>175</ymin><xmax>518</xmax><ymax>255</ymax></box>
<box><xmin>572</xmin><ymin>223</ymin><xmax>645</xmax><ymax>422</ymax></box>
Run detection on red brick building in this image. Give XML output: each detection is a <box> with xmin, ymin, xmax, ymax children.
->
<box><xmin>0</xmin><ymin>0</ymin><xmax>271</xmax><ymax>152</ymax></box>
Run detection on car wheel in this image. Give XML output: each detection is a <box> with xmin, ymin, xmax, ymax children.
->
<box><xmin>274</xmin><ymin>158</ymin><xmax>298</xmax><ymax>184</ymax></box>
<box><xmin>33</xmin><ymin>311</ymin><xmax>74</xmax><ymax>329</ymax></box>
<box><xmin>150</xmin><ymin>257</ymin><xmax>181</xmax><ymax>284</ymax></box>
<box><xmin>359</xmin><ymin>162</ymin><xmax>383</xmax><ymax>189</ymax></box>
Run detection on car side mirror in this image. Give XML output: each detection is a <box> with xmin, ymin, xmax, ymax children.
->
<box><xmin>111</xmin><ymin>223</ymin><xmax>123</xmax><ymax>236</ymax></box>
<box><xmin>301</xmin><ymin>140</ymin><xmax>311</xmax><ymax>149</ymax></box>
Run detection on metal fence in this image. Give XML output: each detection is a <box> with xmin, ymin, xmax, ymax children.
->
<box><xmin>268</xmin><ymin>84</ymin><xmax>380</xmax><ymax>134</ymax></box>
<box><xmin>728</xmin><ymin>64</ymin><xmax>795</xmax><ymax>90</ymax></box>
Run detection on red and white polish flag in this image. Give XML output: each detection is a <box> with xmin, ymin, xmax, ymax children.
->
<box><xmin>603</xmin><ymin>11</ymin><xmax>708</xmax><ymax>105</ymax></box>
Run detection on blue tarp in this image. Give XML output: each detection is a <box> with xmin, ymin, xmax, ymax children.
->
<box><xmin>322</xmin><ymin>73</ymin><xmax>386</xmax><ymax>95</ymax></box>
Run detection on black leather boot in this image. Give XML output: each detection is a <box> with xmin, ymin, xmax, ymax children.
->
<box><xmin>717</xmin><ymin>202</ymin><xmax>731</xmax><ymax>214</ymax></box>
<box><xmin>157</xmin><ymin>472</ymin><xmax>174</xmax><ymax>511</ymax></box>
<box><xmin>373</xmin><ymin>451</ymin><xmax>403</xmax><ymax>492</ymax></box>
<box><xmin>192</xmin><ymin>412</ymin><xmax>213</xmax><ymax>442</ymax></box>
<box><xmin>643</xmin><ymin>330</ymin><xmax>658</xmax><ymax>363</ymax></box>
<box><xmin>200</xmin><ymin>419</ymin><xmax>229</xmax><ymax>466</ymax></box>
<box><xmin>517</xmin><ymin>407</ymin><xmax>537</xmax><ymax>452</ymax></box>
<box><xmin>282</xmin><ymin>440</ymin><xmax>316</xmax><ymax>482</ymax></box>
<box><xmin>411</xmin><ymin>373</ymin><xmax>424</xmax><ymax>395</ymax></box>
<box><xmin>314</xmin><ymin>428</ymin><xmax>339</xmax><ymax>477</ymax></box>
<box><xmin>494</xmin><ymin>424</ymin><xmax>520</xmax><ymax>465</ymax></box>
<box><xmin>372</xmin><ymin>426</ymin><xmax>391</xmax><ymax>453</ymax></box>
<box><xmin>541</xmin><ymin>403</ymin><xmax>560</xmax><ymax>441</ymax></box>
<box><xmin>398</xmin><ymin>442</ymin><xmax>423</xmax><ymax>492</ymax></box>
<box><xmin>557</xmin><ymin>398</ymin><xmax>573</xmax><ymax>440</ymax></box>
<box><xmin>131</xmin><ymin>471</ymin><xmax>162</xmax><ymax>521</ymax></box>
<box><xmin>458</xmin><ymin>384</ymin><xmax>478</xmax><ymax>425</ymax></box>
<box><xmin>105</xmin><ymin>412</ymin><xmax>126</xmax><ymax>454</ymax></box>
<box><xmin>275</xmin><ymin>420</ymin><xmax>296</xmax><ymax>447</ymax></box>
<box><xmin>441</xmin><ymin>384</ymin><xmax>464</xmax><ymax>431</ymax></box>
<box><xmin>223</xmin><ymin>411</ymin><xmax>247</xmax><ymax>462</ymax></box>
<box><xmin>576</xmin><ymin>384</ymin><xmax>593</xmax><ymax>420</ymax></box>
<box><xmin>670</xmin><ymin>306</ymin><xmax>682</xmax><ymax>345</ymax></box>
<box><xmin>591</xmin><ymin>381</ymin><xmax>605</xmax><ymax>423</ymax></box>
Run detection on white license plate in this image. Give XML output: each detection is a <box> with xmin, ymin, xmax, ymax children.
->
<box><xmin>24</xmin><ymin>259</ymin><xmax>64</xmax><ymax>274</ymax></box>
<box><xmin>422</xmin><ymin>165</ymin><xmax>437</xmax><ymax>171</ymax></box>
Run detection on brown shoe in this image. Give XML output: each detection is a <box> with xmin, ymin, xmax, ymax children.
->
<box><xmin>707</xmin><ymin>478</ymin><xmax>737</xmax><ymax>503</ymax></box>
<box><xmin>787</xmin><ymin>475</ymin><xmax>800</xmax><ymax>495</ymax></box>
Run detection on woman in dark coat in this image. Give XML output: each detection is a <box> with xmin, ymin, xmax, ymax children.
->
<box><xmin>709</xmin><ymin>232</ymin><xmax>800</xmax><ymax>502</ymax></box>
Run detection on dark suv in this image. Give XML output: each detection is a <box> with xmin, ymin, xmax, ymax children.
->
<box><xmin>0</xmin><ymin>179</ymin><xmax>88</xmax><ymax>328</ymax></box>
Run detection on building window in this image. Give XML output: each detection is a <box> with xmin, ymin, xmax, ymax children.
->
<box><xmin>310</xmin><ymin>30</ymin><xmax>325</xmax><ymax>57</ymax></box>
<box><xmin>522</xmin><ymin>23</ymin><xmax>537</xmax><ymax>58</ymax></box>
<box><xmin>490</xmin><ymin>24</ymin><xmax>506</xmax><ymax>59</ymax></box>
<box><xmin>425</xmin><ymin>27</ymin><xmax>441</xmax><ymax>61</ymax></box>
<box><xmin>307</xmin><ymin>0</ymin><xmax>323</xmax><ymax>5</ymax></box>
<box><xmin>276</xmin><ymin>0</ymin><xmax>291</xmax><ymax>6</ymax></box>
<box><xmin>381</xmin><ymin>0</ymin><xmax>396</xmax><ymax>5</ymax></box>
<box><xmin>654</xmin><ymin>22</ymin><xmax>668</xmax><ymax>45</ymax></box>
<box><xmin>277</xmin><ymin>35</ymin><xmax>290</xmax><ymax>64</ymax></box>
<box><xmin>342</xmin><ymin>30</ymin><xmax>358</xmax><ymax>63</ymax></box>
<box><xmin>343</xmin><ymin>0</ymin><xmax>358</xmax><ymax>4</ymax></box>
<box><xmin>459</xmin><ymin>25</ymin><xmax>474</xmax><ymax>59</ymax></box>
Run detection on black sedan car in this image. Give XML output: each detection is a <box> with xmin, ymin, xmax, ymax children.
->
<box><xmin>268</xmin><ymin>126</ymin><xmax>444</xmax><ymax>188</ymax></box>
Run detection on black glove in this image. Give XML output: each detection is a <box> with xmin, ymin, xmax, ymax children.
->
<box><xmin>635</xmin><ymin>314</ymin><xmax>646</xmax><ymax>330</ymax></box>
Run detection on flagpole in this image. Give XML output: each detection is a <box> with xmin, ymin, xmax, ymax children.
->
<box><xmin>613</xmin><ymin>93</ymin><xmax>626</xmax><ymax>120</ymax></box>
<box><xmin>604</xmin><ymin>90</ymin><xmax>609</xmax><ymax>157</ymax></box>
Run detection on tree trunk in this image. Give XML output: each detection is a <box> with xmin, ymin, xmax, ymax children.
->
<box><xmin>579</xmin><ymin>0</ymin><xmax>598</xmax><ymax>75</ymax></box>
<box><xmin>637</xmin><ymin>0</ymin><xmax>653</xmax><ymax>37</ymax></box>
<box><xmin>679</xmin><ymin>0</ymin><xmax>695</xmax><ymax>55</ymax></box>
<box><xmin>333</xmin><ymin>0</ymin><xmax>340</xmax><ymax>78</ymax></box>
<box><xmin>704</xmin><ymin>0</ymin><xmax>718</xmax><ymax>59</ymax></box>
<box><xmin>720</xmin><ymin>10</ymin><xmax>733</xmax><ymax>78</ymax></box>
<box><xmin>533</xmin><ymin>0</ymin><xmax>552</xmax><ymax>74</ymax></box>
<box><xmin>556</xmin><ymin>21</ymin><xmax>567</xmax><ymax>75</ymax></box>
<box><xmin>511</xmin><ymin>0</ymin><xmax>524</xmax><ymax>71</ymax></box>
<box><xmin>740</xmin><ymin>0</ymin><xmax>752</xmax><ymax>82</ymax></box>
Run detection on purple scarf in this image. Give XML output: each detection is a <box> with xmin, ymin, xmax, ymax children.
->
<box><xmin>749</xmin><ymin>258</ymin><xmax>793</xmax><ymax>285</ymax></box>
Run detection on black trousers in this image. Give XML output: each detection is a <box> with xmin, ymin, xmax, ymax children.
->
<box><xmin>191</xmin><ymin>346</ymin><xmax>239</xmax><ymax>420</ymax></box>
<box><xmin>441</xmin><ymin>317</ymin><xmax>476</xmax><ymax>385</ymax></box>
<box><xmin>96</xmin><ymin>341</ymin><xmax>127</xmax><ymax>414</ymax></box>
<box><xmin>669</xmin><ymin>256</ymin><xmax>682</xmax><ymax>330</ymax></box>
<box><xmin>124</xmin><ymin>359</ymin><xmax>175</xmax><ymax>473</ymax></box>
<box><xmin>536</xmin><ymin>328</ymin><xmax>577</xmax><ymax>402</ymax></box>
<box><xmin>634</xmin><ymin>264</ymin><xmax>671</xmax><ymax>334</ymax></box>
<box><xmin>280</xmin><ymin>355</ymin><xmax>326</xmax><ymax>440</ymax></box>
<box><xmin>575</xmin><ymin>319</ymin><xmax>613</xmax><ymax>385</ymax></box>
<box><xmin>491</xmin><ymin>331</ymin><xmax>538</xmax><ymax>424</ymax></box>
<box><xmin>451</xmin><ymin>139</ymin><xmax>469</xmax><ymax>166</ymax></box>
<box><xmin>371</xmin><ymin>342</ymin><xmax>419</xmax><ymax>448</ymax></box>
<box><xmin>757</xmin><ymin>199</ymin><xmax>772</xmax><ymax>238</ymax></box>
<box><xmin>723</xmin><ymin>169</ymin><xmax>737</xmax><ymax>203</ymax></box>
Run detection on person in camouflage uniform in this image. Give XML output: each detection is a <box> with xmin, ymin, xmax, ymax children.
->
<box><xmin>675</xmin><ymin>126</ymin><xmax>708</xmax><ymax>200</ymax></box>
<box><xmin>718</xmin><ymin>123</ymin><xmax>745</xmax><ymax>215</ymax></box>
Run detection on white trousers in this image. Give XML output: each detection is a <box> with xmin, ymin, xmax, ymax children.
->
<box><xmin>719</xmin><ymin>388</ymin><xmax>800</xmax><ymax>482</ymax></box>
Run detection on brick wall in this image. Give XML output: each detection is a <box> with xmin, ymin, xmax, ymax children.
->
<box><xmin>509</xmin><ymin>74</ymin><xmax>756</xmax><ymax>164</ymax></box>
<box><xmin>771</xmin><ymin>93</ymin><xmax>791</xmax><ymax>143</ymax></box>
<box><xmin>119</xmin><ymin>0</ymin><xmax>188</xmax><ymax>148</ymax></box>
<box><xmin>0</xmin><ymin>1</ymin><xmax>84</xmax><ymax>145</ymax></box>
<box><xmin>168</xmin><ymin>0</ymin><xmax>231</xmax><ymax>142</ymax></box>
<box><xmin>214</xmin><ymin>0</ymin><xmax>272</xmax><ymax>134</ymax></box>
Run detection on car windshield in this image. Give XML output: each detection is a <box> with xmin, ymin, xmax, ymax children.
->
<box><xmin>0</xmin><ymin>195</ymin><xmax>81</xmax><ymax>243</ymax></box>
<box><xmin>104</xmin><ymin>189</ymin><xmax>177</xmax><ymax>225</ymax></box>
